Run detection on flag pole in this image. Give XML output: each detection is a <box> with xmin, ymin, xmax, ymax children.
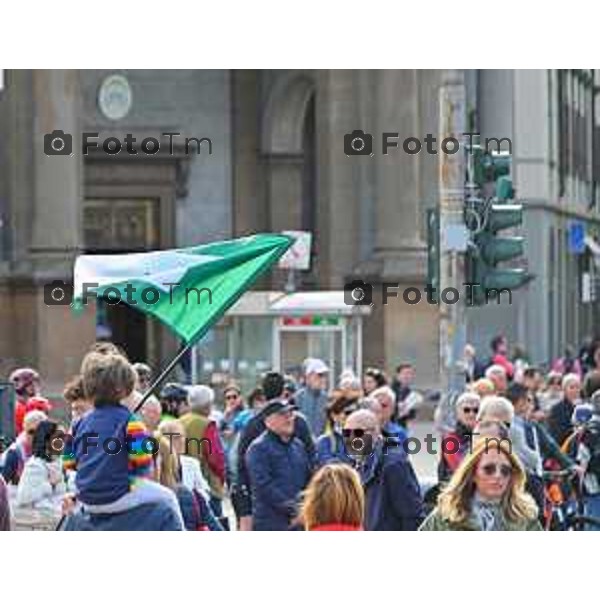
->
<box><xmin>133</xmin><ymin>340</ymin><xmax>195</xmax><ymax>414</ymax></box>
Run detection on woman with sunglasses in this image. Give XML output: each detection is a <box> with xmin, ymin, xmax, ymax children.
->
<box><xmin>316</xmin><ymin>390</ymin><xmax>360</xmax><ymax>467</ymax></box>
<box><xmin>437</xmin><ymin>392</ymin><xmax>480</xmax><ymax>485</ymax></box>
<box><xmin>420</xmin><ymin>438</ymin><xmax>541</xmax><ymax>531</ymax></box>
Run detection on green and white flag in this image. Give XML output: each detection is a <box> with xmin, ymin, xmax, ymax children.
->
<box><xmin>74</xmin><ymin>233</ymin><xmax>293</xmax><ymax>344</ymax></box>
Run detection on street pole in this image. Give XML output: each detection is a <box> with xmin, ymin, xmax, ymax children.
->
<box><xmin>438</xmin><ymin>71</ymin><xmax>467</xmax><ymax>397</ymax></box>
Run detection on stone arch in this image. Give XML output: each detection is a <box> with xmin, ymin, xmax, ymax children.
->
<box><xmin>261</xmin><ymin>72</ymin><xmax>315</xmax><ymax>155</ymax></box>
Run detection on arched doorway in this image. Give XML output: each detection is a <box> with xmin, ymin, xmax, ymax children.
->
<box><xmin>261</xmin><ymin>72</ymin><xmax>317</xmax><ymax>289</ymax></box>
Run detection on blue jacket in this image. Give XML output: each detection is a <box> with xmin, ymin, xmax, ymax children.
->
<box><xmin>63</xmin><ymin>502</ymin><xmax>183</xmax><ymax>531</ymax></box>
<box><xmin>246</xmin><ymin>430</ymin><xmax>313</xmax><ymax>531</ymax></box>
<box><xmin>356</xmin><ymin>440</ymin><xmax>424</xmax><ymax>531</ymax></box>
<box><xmin>294</xmin><ymin>387</ymin><xmax>328</xmax><ymax>436</ymax></box>
<box><xmin>235</xmin><ymin>404</ymin><xmax>316</xmax><ymax>519</ymax></box>
<box><xmin>316</xmin><ymin>430</ymin><xmax>353</xmax><ymax>467</ymax></box>
<box><xmin>72</xmin><ymin>405</ymin><xmax>131</xmax><ymax>505</ymax></box>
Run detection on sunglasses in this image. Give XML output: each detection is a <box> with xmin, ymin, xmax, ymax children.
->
<box><xmin>342</xmin><ymin>427</ymin><xmax>375</xmax><ymax>438</ymax></box>
<box><xmin>462</xmin><ymin>406</ymin><xmax>479</xmax><ymax>415</ymax></box>
<box><xmin>481</xmin><ymin>463</ymin><xmax>513</xmax><ymax>478</ymax></box>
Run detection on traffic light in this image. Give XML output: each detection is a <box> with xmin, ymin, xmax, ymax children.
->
<box><xmin>469</xmin><ymin>146</ymin><xmax>514</xmax><ymax>201</ymax></box>
<box><xmin>465</xmin><ymin>200</ymin><xmax>533</xmax><ymax>306</ymax></box>
<box><xmin>464</xmin><ymin>147</ymin><xmax>533</xmax><ymax>305</ymax></box>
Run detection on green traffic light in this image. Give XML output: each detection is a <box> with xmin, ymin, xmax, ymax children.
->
<box><xmin>495</xmin><ymin>175</ymin><xmax>514</xmax><ymax>201</ymax></box>
<box><xmin>486</xmin><ymin>204</ymin><xmax>523</xmax><ymax>233</ymax></box>
<box><xmin>480</xmin><ymin>235</ymin><xmax>524</xmax><ymax>264</ymax></box>
<box><xmin>483</xmin><ymin>269</ymin><xmax>530</xmax><ymax>292</ymax></box>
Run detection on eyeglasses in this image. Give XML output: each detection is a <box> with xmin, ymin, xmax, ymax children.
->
<box><xmin>462</xmin><ymin>406</ymin><xmax>479</xmax><ymax>415</ymax></box>
<box><xmin>342</xmin><ymin>427</ymin><xmax>374</xmax><ymax>437</ymax></box>
<box><xmin>481</xmin><ymin>463</ymin><xmax>513</xmax><ymax>478</ymax></box>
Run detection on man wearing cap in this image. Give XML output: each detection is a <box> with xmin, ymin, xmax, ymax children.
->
<box><xmin>294</xmin><ymin>358</ymin><xmax>329</xmax><ymax>437</ymax></box>
<box><xmin>246</xmin><ymin>398</ymin><xmax>313</xmax><ymax>530</ymax></box>
<box><xmin>235</xmin><ymin>372</ymin><xmax>315</xmax><ymax>530</ymax></box>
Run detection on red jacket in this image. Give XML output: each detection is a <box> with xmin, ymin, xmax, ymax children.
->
<box><xmin>309</xmin><ymin>524</ymin><xmax>363</xmax><ymax>531</ymax></box>
<box><xmin>492</xmin><ymin>354</ymin><xmax>514</xmax><ymax>379</ymax></box>
<box><xmin>14</xmin><ymin>401</ymin><xmax>27</xmax><ymax>436</ymax></box>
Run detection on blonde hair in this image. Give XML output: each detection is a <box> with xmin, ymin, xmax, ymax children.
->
<box><xmin>477</xmin><ymin>395</ymin><xmax>514</xmax><ymax>425</ymax></box>
<box><xmin>436</xmin><ymin>439</ymin><xmax>537</xmax><ymax>526</ymax></box>
<box><xmin>154</xmin><ymin>432</ymin><xmax>180</xmax><ymax>490</ymax></box>
<box><xmin>471</xmin><ymin>378</ymin><xmax>495</xmax><ymax>397</ymax></box>
<box><xmin>158</xmin><ymin>419</ymin><xmax>186</xmax><ymax>454</ymax></box>
<box><xmin>300</xmin><ymin>463</ymin><xmax>364</xmax><ymax>530</ymax></box>
<box><xmin>562</xmin><ymin>373</ymin><xmax>581</xmax><ymax>390</ymax></box>
<box><xmin>81</xmin><ymin>351</ymin><xmax>136</xmax><ymax>406</ymax></box>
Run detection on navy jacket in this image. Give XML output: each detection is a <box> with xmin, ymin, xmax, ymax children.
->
<box><xmin>357</xmin><ymin>440</ymin><xmax>424</xmax><ymax>531</ymax></box>
<box><xmin>63</xmin><ymin>501</ymin><xmax>183</xmax><ymax>531</ymax></box>
<box><xmin>246</xmin><ymin>430</ymin><xmax>313</xmax><ymax>531</ymax></box>
<box><xmin>235</xmin><ymin>404</ymin><xmax>315</xmax><ymax>517</ymax></box>
<box><xmin>72</xmin><ymin>405</ymin><xmax>131</xmax><ymax>505</ymax></box>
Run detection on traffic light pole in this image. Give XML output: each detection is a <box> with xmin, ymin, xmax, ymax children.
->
<box><xmin>438</xmin><ymin>72</ymin><xmax>467</xmax><ymax>397</ymax></box>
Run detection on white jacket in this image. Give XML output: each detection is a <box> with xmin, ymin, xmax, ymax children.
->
<box><xmin>179</xmin><ymin>455</ymin><xmax>210</xmax><ymax>499</ymax></box>
<box><xmin>15</xmin><ymin>457</ymin><xmax>66</xmax><ymax>508</ymax></box>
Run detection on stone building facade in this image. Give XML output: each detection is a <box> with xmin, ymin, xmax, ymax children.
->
<box><xmin>0</xmin><ymin>69</ymin><xmax>598</xmax><ymax>392</ymax></box>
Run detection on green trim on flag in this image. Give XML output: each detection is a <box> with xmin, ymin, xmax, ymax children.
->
<box><xmin>73</xmin><ymin>233</ymin><xmax>294</xmax><ymax>344</ymax></box>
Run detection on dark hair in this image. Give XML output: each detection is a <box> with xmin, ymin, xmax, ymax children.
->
<box><xmin>247</xmin><ymin>387</ymin><xmax>266</xmax><ymax>408</ymax></box>
<box><xmin>396</xmin><ymin>363</ymin><xmax>413</xmax><ymax>374</ymax></box>
<box><xmin>325</xmin><ymin>389</ymin><xmax>361</xmax><ymax>427</ymax></box>
<box><xmin>584</xmin><ymin>371</ymin><xmax>600</xmax><ymax>399</ymax></box>
<box><xmin>159</xmin><ymin>382</ymin><xmax>189</xmax><ymax>417</ymax></box>
<box><xmin>364</xmin><ymin>367</ymin><xmax>387</xmax><ymax>388</ymax></box>
<box><xmin>63</xmin><ymin>375</ymin><xmax>85</xmax><ymax>404</ymax></box>
<box><xmin>491</xmin><ymin>335</ymin><xmax>506</xmax><ymax>353</ymax></box>
<box><xmin>262</xmin><ymin>372</ymin><xmax>285</xmax><ymax>400</ymax></box>
<box><xmin>523</xmin><ymin>367</ymin><xmax>541</xmax><ymax>379</ymax></box>
<box><xmin>31</xmin><ymin>420</ymin><xmax>58</xmax><ymax>461</ymax></box>
<box><xmin>506</xmin><ymin>382</ymin><xmax>529</xmax><ymax>406</ymax></box>
<box><xmin>88</xmin><ymin>341</ymin><xmax>128</xmax><ymax>359</ymax></box>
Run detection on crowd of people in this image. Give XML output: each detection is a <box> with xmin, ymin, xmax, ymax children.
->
<box><xmin>2</xmin><ymin>333</ymin><xmax>600</xmax><ymax>531</ymax></box>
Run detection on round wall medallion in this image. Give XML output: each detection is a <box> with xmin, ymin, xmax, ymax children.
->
<box><xmin>98</xmin><ymin>74</ymin><xmax>132</xmax><ymax>120</ymax></box>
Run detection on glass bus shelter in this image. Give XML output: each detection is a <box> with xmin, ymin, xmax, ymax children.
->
<box><xmin>191</xmin><ymin>291</ymin><xmax>371</xmax><ymax>394</ymax></box>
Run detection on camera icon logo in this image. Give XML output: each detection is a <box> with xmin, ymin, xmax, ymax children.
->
<box><xmin>44</xmin><ymin>280</ymin><xmax>74</xmax><ymax>306</ymax></box>
<box><xmin>48</xmin><ymin>431</ymin><xmax>68</xmax><ymax>457</ymax></box>
<box><xmin>344</xmin><ymin>129</ymin><xmax>373</xmax><ymax>156</ymax></box>
<box><xmin>344</xmin><ymin>280</ymin><xmax>373</xmax><ymax>306</ymax></box>
<box><xmin>44</xmin><ymin>130</ymin><xmax>73</xmax><ymax>156</ymax></box>
<box><xmin>342</xmin><ymin>428</ymin><xmax>374</xmax><ymax>458</ymax></box>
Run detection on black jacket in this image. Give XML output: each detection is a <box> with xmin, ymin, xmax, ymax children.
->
<box><xmin>547</xmin><ymin>398</ymin><xmax>575</xmax><ymax>447</ymax></box>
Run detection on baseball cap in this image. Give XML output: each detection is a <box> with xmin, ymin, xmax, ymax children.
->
<box><xmin>304</xmin><ymin>358</ymin><xmax>330</xmax><ymax>376</ymax></box>
<box><xmin>261</xmin><ymin>399</ymin><xmax>295</xmax><ymax>419</ymax></box>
